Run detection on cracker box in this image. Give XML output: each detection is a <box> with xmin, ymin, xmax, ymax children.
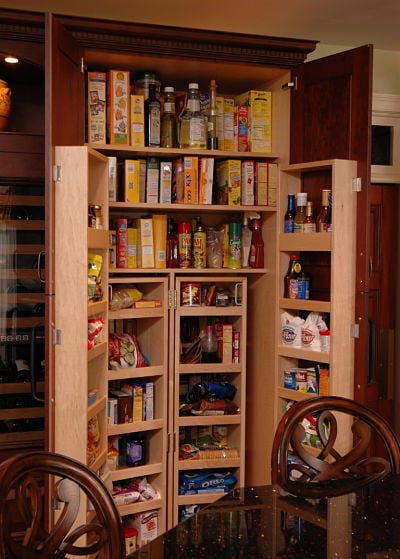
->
<box><xmin>107</xmin><ymin>156</ymin><xmax>118</xmax><ymax>201</ymax></box>
<box><xmin>144</xmin><ymin>382</ymin><xmax>154</xmax><ymax>421</ymax></box>
<box><xmin>124</xmin><ymin>159</ymin><xmax>140</xmax><ymax>203</ymax></box>
<box><xmin>216</xmin><ymin>159</ymin><xmax>241</xmax><ymax>206</ymax></box>
<box><xmin>136</xmin><ymin>217</ymin><xmax>154</xmax><ymax>268</ymax></box>
<box><xmin>199</xmin><ymin>157</ymin><xmax>214</xmax><ymax>204</ymax></box>
<box><xmin>127</xmin><ymin>227</ymin><xmax>138</xmax><ymax>269</ymax></box>
<box><xmin>87</xmin><ymin>71</ymin><xmax>106</xmax><ymax>144</ymax></box>
<box><xmin>159</xmin><ymin>161</ymin><xmax>172</xmax><ymax>204</ymax></box>
<box><xmin>267</xmin><ymin>162</ymin><xmax>278</xmax><ymax>207</ymax></box>
<box><xmin>146</xmin><ymin>157</ymin><xmax>160</xmax><ymax>203</ymax></box>
<box><xmin>107</xmin><ymin>69</ymin><xmax>129</xmax><ymax>145</ymax></box>
<box><xmin>183</xmin><ymin>156</ymin><xmax>198</xmax><ymax>204</ymax></box>
<box><xmin>222</xmin><ymin>97</ymin><xmax>235</xmax><ymax>151</ymax></box>
<box><xmin>235</xmin><ymin>105</ymin><xmax>249</xmax><ymax>152</ymax></box>
<box><xmin>255</xmin><ymin>161</ymin><xmax>268</xmax><ymax>205</ymax></box>
<box><xmin>241</xmin><ymin>160</ymin><xmax>255</xmax><ymax>206</ymax></box>
<box><xmin>235</xmin><ymin>90</ymin><xmax>272</xmax><ymax>152</ymax></box>
<box><xmin>222</xmin><ymin>323</ymin><xmax>233</xmax><ymax>363</ymax></box>
<box><xmin>152</xmin><ymin>213</ymin><xmax>167</xmax><ymax>269</ymax></box>
<box><xmin>130</xmin><ymin>94</ymin><xmax>144</xmax><ymax>147</ymax></box>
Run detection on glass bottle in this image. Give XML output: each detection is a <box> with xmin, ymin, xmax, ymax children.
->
<box><xmin>144</xmin><ymin>83</ymin><xmax>161</xmax><ymax>147</ymax></box>
<box><xmin>284</xmin><ymin>194</ymin><xmax>296</xmax><ymax>233</ymax></box>
<box><xmin>284</xmin><ymin>254</ymin><xmax>302</xmax><ymax>298</ymax></box>
<box><xmin>201</xmin><ymin>325</ymin><xmax>220</xmax><ymax>363</ymax></box>
<box><xmin>303</xmin><ymin>200</ymin><xmax>316</xmax><ymax>232</ymax></box>
<box><xmin>161</xmin><ymin>86</ymin><xmax>178</xmax><ymax>148</ymax></box>
<box><xmin>166</xmin><ymin>218</ymin><xmax>178</xmax><ymax>268</ymax></box>
<box><xmin>294</xmin><ymin>192</ymin><xmax>307</xmax><ymax>233</ymax></box>
<box><xmin>207</xmin><ymin>79</ymin><xmax>218</xmax><ymax>149</ymax></box>
<box><xmin>317</xmin><ymin>189</ymin><xmax>332</xmax><ymax>232</ymax></box>
<box><xmin>179</xmin><ymin>82</ymin><xmax>207</xmax><ymax>149</ymax></box>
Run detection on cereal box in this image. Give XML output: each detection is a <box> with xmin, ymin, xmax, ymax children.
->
<box><xmin>130</xmin><ymin>94</ymin><xmax>144</xmax><ymax>147</ymax></box>
<box><xmin>183</xmin><ymin>156</ymin><xmax>198</xmax><ymax>204</ymax></box>
<box><xmin>222</xmin><ymin>97</ymin><xmax>235</xmax><ymax>151</ymax></box>
<box><xmin>235</xmin><ymin>105</ymin><xmax>249</xmax><ymax>152</ymax></box>
<box><xmin>107</xmin><ymin>70</ymin><xmax>129</xmax><ymax>145</ymax></box>
<box><xmin>235</xmin><ymin>90</ymin><xmax>272</xmax><ymax>152</ymax></box>
<box><xmin>87</xmin><ymin>71</ymin><xmax>106</xmax><ymax>144</ymax></box>
<box><xmin>199</xmin><ymin>157</ymin><xmax>214</xmax><ymax>204</ymax></box>
<box><xmin>216</xmin><ymin>159</ymin><xmax>241</xmax><ymax>206</ymax></box>
<box><xmin>255</xmin><ymin>161</ymin><xmax>268</xmax><ymax>205</ymax></box>
<box><xmin>124</xmin><ymin>159</ymin><xmax>140</xmax><ymax>203</ymax></box>
<box><xmin>241</xmin><ymin>160</ymin><xmax>254</xmax><ymax>206</ymax></box>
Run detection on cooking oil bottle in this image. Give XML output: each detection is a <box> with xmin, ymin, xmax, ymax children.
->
<box><xmin>179</xmin><ymin>82</ymin><xmax>207</xmax><ymax>149</ymax></box>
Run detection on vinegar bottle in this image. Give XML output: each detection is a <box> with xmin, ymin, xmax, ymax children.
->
<box><xmin>144</xmin><ymin>83</ymin><xmax>161</xmax><ymax>147</ymax></box>
<box><xmin>179</xmin><ymin>83</ymin><xmax>207</xmax><ymax>149</ymax></box>
<box><xmin>161</xmin><ymin>86</ymin><xmax>178</xmax><ymax>147</ymax></box>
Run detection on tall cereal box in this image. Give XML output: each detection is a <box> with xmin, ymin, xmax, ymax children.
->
<box><xmin>107</xmin><ymin>70</ymin><xmax>129</xmax><ymax>145</ymax></box>
<box><xmin>87</xmin><ymin>71</ymin><xmax>106</xmax><ymax>144</ymax></box>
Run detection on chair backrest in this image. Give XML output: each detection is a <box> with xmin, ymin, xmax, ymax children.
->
<box><xmin>271</xmin><ymin>395</ymin><xmax>400</xmax><ymax>498</ymax></box>
<box><xmin>0</xmin><ymin>450</ymin><xmax>125</xmax><ymax>559</ymax></box>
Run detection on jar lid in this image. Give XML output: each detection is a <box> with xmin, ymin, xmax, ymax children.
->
<box><xmin>135</xmin><ymin>71</ymin><xmax>160</xmax><ymax>83</ymax></box>
<box><xmin>188</xmin><ymin>82</ymin><xmax>199</xmax><ymax>89</ymax></box>
<box><xmin>164</xmin><ymin>86</ymin><xmax>174</xmax><ymax>92</ymax></box>
<box><xmin>297</xmin><ymin>192</ymin><xmax>308</xmax><ymax>205</ymax></box>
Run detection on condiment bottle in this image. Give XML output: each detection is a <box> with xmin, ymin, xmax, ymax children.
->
<box><xmin>284</xmin><ymin>194</ymin><xmax>296</xmax><ymax>233</ymax></box>
<box><xmin>317</xmin><ymin>189</ymin><xmax>332</xmax><ymax>232</ymax></box>
<box><xmin>166</xmin><ymin>217</ymin><xmax>178</xmax><ymax>268</ymax></box>
<box><xmin>178</xmin><ymin>221</ymin><xmax>192</xmax><ymax>268</ymax></box>
<box><xmin>294</xmin><ymin>192</ymin><xmax>307</xmax><ymax>233</ymax></box>
<box><xmin>161</xmin><ymin>86</ymin><xmax>178</xmax><ymax>147</ymax></box>
<box><xmin>179</xmin><ymin>82</ymin><xmax>207</xmax><ymax>149</ymax></box>
<box><xmin>207</xmin><ymin>79</ymin><xmax>218</xmax><ymax>149</ymax></box>
<box><xmin>303</xmin><ymin>200</ymin><xmax>316</xmax><ymax>232</ymax></box>
<box><xmin>228</xmin><ymin>222</ymin><xmax>242</xmax><ymax>269</ymax></box>
<box><xmin>249</xmin><ymin>216</ymin><xmax>264</xmax><ymax>268</ymax></box>
<box><xmin>241</xmin><ymin>215</ymin><xmax>252</xmax><ymax>267</ymax></box>
<box><xmin>193</xmin><ymin>224</ymin><xmax>207</xmax><ymax>268</ymax></box>
<box><xmin>144</xmin><ymin>83</ymin><xmax>161</xmax><ymax>147</ymax></box>
<box><xmin>284</xmin><ymin>254</ymin><xmax>302</xmax><ymax>298</ymax></box>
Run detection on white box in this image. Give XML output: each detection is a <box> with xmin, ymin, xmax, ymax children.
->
<box><xmin>159</xmin><ymin>161</ymin><xmax>172</xmax><ymax>204</ymax></box>
<box><xmin>132</xmin><ymin>510</ymin><xmax>158</xmax><ymax>547</ymax></box>
<box><xmin>241</xmin><ymin>160</ymin><xmax>255</xmax><ymax>205</ymax></box>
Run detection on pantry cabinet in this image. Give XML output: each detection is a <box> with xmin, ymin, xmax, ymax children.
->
<box><xmin>0</xmin><ymin>7</ymin><xmax>373</xmax><ymax>541</ymax></box>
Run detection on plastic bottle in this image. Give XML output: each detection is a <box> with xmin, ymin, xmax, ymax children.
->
<box><xmin>166</xmin><ymin>217</ymin><xmax>178</xmax><ymax>268</ymax></box>
<box><xmin>241</xmin><ymin>215</ymin><xmax>252</xmax><ymax>267</ymax></box>
<box><xmin>249</xmin><ymin>216</ymin><xmax>264</xmax><ymax>268</ymax></box>
<box><xmin>161</xmin><ymin>86</ymin><xmax>178</xmax><ymax>147</ymax></box>
<box><xmin>294</xmin><ymin>192</ymin><xmax>307</xmax><ymax>233</ymax></box>
<box><xmin>193</xmin><ymin>224</ymin><xmax>207</xmax><ymax>268</ymax></box>
<box><xmin>178</xmin><ymin>221</ymin><xmax>192</xmax><ymax>268</ymax></box>
<box><xmin>284</xmin><ymin>194</ymin><xmax>296</xmax><ymax>233</ymax></box>
<box><xmin>207</xmin><ymin>79</ymin><xmax>218</xmax><ymax>149</ymax></box>
<box><xmin>201</xmin><ymin>325</ymin><xmax>220</xmax><ymax>363</ymax></box>
<box><xmin>144</xmin><ymin>83</ymin><xmax>161</xmax><ymax>147</ymax></box>
<box><xmin>317</xmin><ymin>189</ymin><xmax>332</xmax><ymax>232</ymax></box>
<box><xmin>179</xmin><ymin>83</ymin><xmax>207</xmax><ymax>149</ymax></box>
<box><xmin>228</xmin><ymin>222</ymin><xmax>242</xmax><ymax>269</ymax></box>
<box><xmin>303</xmin><ymin>200</ymin><xmax>316</xmax><ymax>232</ymax></box>
<box><xmin>284</xmin><ymin>254</ymin><xmax>302</xmax><ymax>298</ymax></box>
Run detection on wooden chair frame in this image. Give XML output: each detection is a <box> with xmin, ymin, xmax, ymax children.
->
<box><xmin>0</xmin><ymin>451</ymin><xmax>125</xmax><ymax>559</ymax></box>
<box><xmin>271</xmin><ymin>396</ymin><xmax>400</xmax><ymax>498</ymax></box>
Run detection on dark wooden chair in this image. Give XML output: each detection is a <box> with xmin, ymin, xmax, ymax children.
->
<box><xmin>0</xmin><ymin>450</ymin><xmax>125</xmax><ymax>559</ymax></box>
<box><xmin>271</xmin><ymin>395</ymin><xmax>400</xmax><ymax>498</ymax></box>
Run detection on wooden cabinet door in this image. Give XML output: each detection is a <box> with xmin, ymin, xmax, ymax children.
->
<box><xmin>289</xmin><ymin>45</ymin><xmax>373</xmax><ymax>404</ymax></box>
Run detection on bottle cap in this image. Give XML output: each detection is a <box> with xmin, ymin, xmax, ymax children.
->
<box><xmin>188</xmin><ymin>82</ymin><xmax>199</xmax><ymax>89</ymax></box>
<box><xmin>297</xmin><ymin>192</ymin><xmax>307</xmax><ymax>206</ymax></box>
<box><xmin>164</xmin><ymin>86</ymin><xmax>174</xmax><ymax>93</ymax></box>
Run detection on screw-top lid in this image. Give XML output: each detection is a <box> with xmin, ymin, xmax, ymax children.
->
<box><xmin>188</xmin><ymin>82</ymin><xmax>199</xmax><ymax>89</ymax></box>
<box><xmin>164</xmin><ymin>86</ymin><xmax>175</xmax><ymax>93</ymax></box>
<box><xmin>297</xmin><ymin>192</ymin><xmax>308</xmax><ymax>206</ymax></box>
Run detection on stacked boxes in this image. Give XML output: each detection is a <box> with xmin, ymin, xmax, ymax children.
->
<box><xmin>235</xmin><ymin>90</ymin><xmax>272</xmax><ymax>152</ymax></box>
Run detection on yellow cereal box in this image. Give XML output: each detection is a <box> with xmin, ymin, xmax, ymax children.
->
<box><xmin>183</xmin><ymin>156</ymin><xmax>198</xmax><ymax>204</ymax></box>
<box><xmin>130</xmin><ymin>94</ymin><xmax>144</xmax><ymax>147</ymax></box>
<box><xmin>87</xmin><ymin>71</ymin><xmax>106</xmax><ymax>144</ymax></box>
<box><xmin>107</xmin><ymin>70</ymin><xmax>129</xmax><ymax>145</ymax></box>
<box><xmin>235</xmin><ymin>90</ymin><xmax>272</xmax><ymax>152</ymax></box>
<box><xmin>124</xmin><ymin>159</ymin><xmax>140</xmax><ymax>203</ymax></box>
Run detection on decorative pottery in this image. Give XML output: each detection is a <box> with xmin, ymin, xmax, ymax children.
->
<box><xmin>0</xmin><ymin>80</ymin><xmax>11</xmax><ymax>131</ymax></box>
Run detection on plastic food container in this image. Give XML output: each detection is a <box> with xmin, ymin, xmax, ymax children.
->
<box><xmin>181</xmin><ymin>283</ymin><xmax>201</xmax><ymax>306</ymax></box>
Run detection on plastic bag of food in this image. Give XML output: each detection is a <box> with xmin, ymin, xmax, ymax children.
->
<box><xmin>108</xmin><ymin>332</ymin><xmax>148</xmax><ymax>369</ymax></box>
<box><xmin>109</xmin><ymin>285</ymin><xmax>143</xmax><ymax>311</ymax></box>
<box><xmin>301</xmin><ymin>312</ymin><xmax>328</xmax><ymax>351</ymax></box>
<box><xmin>88</xmin><ymin>316</ymin><xmax>104</xmax><ymax>349</ymax></box>
<box><xmin>281</xmin><ymin>311</ymin><xmax>304</xmax><ymax>347</ymax></box>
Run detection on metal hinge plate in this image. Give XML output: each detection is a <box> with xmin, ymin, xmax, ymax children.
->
<box><xmin>282</xmin><ymin>76</ymin><xmax>297</xmax><ymax>90</ymax></box>
<box><xmin>52</xmin><ymin>165</ymin><xmax>62</xmax><ymax>182</ymax></box>
<box><xmin>52</xmin><ymin>329</ymin><xmax>62</xmax><ymax>345</ymax></box>
<box><xmin>351</xmin><ymin>324</ymin><xmax>360</xmax><ymax>338</ymax></box>
<box><xmin>352</xmin><ymin>177</ymin><xmax>362</xmax><ymax>192</ymax></box>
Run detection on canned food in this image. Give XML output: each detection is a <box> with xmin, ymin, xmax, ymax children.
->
<box><xmin>181</xmin><ymin>283</ymin><xmax>201</xmax><ymax>306</ymax></box>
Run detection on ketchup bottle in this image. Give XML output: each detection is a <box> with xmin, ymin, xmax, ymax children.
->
<box><xmin>249</xmin><ymin>218</ymin><xmax>264</xmax><ymax>268</ymax></box>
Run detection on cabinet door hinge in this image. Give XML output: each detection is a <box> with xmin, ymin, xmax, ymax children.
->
<box><xmin>168</xmin><ymin>290</ymin><xmax>177</xmax><ymax>309</ymax></box>
<box><xmin>351</xmin><ymin>324</ymin><xmax>360</xmax><ymax>338</ymax></box>
<box><xmin>52</xmin><ymin>329</ymin><xmax>62</xmax><ymax>345</ymax></box>
<box><xmin>80</xmin><ymin>57</ymin><xmax>87</xmax><ymax>73</ymax></box>
<box><xmin>52</xmin><ymin>165</ymin><xmax>62</xmax><ymax>182</ymax></box>
<box><xmin>282</xmin><ymin>76</ymin><xmax>297</xmax><ymax>90</ymax></box>
<box><xmin>352</xmin><ymin>177</ymin><xmax>362</xmax><ymax>192</ymax></box>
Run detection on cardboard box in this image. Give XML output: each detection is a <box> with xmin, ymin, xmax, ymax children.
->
<box><xmin>130</xmin><ymin>94</ymin><xmax>144</xmax><ymax>147</ymax></box>
<box><xmin>146</xmin><ymin>157</ymin><xmax>159</xmax><ymax>203</ymax></box>
<box><xmin>199</xmin><ymin>157</ymin><xmax>214</xmax><ymax>204</ymax></box>
<box><xmin>87</xmin><ymin>71</ymin><xmax>106</xmax><ymax>144</ymax></box>
<box><xmin>132</xmin><ymin>510</ymin><xmax>158</xmax><ymax>547</ymax></box>
<box><xmin>222</xmin><ymin>323</ymin><xmax>233</xmax><ymax>363</ymax></box>
<box><xmin>172</xmin><ymin>158</ymin><xmax>184</xmax><ymax>203</ymax></box>
<box><xmin>127</xmin><ymin>227</ymin><xmax>138</xmax><ymax>269</ymax></box>
<box><xmin>159</xmin><ymin>161</ymin><xmax>172</xmax><ymax>204</ymax></box>
<box><xmin>144</xmin><ymin>382</ymin><xmax>154</xmax><ymax>421</ymax></box>
<box><xmin>136</xmin><ymin>217</ymin><xmax>154</xmax><ymax>268</ymax></box>
<box><xmin>241</xmin><ymin>160</ymin><xmax>255</xmax><ymax>205</ymax></box>
<box><xmin>115</xmin><ymin>218</ymin><xmax>128</xmax><ymax>268</ymax></box>
<box><xmin>216</xmin><ymin>159</ymin><xmax>241</xmax><ymax>206</ymax></box>
<box><xmin>133</xmin><ymin>384</ymin><xmax>144</xmax><ymax>422</ymax></box>
<box><xmin>109</xmin><ymin>390</ymin><xmax>132</xmax><ymax>424</ymax></box>
<box><xmin>183</xmin><ymin>156</ymin><xmax>198</xmax><ymax>204</ymax></box>
<box><xmin>255</xmin><ymin>161</ymin><xmax>268</xmax><ymax>205</ymax></box>
<box><xmin>267</xmin><ymin>162</ymin><xmax>278</xmax><ymax>207</ymax></box>
<box><xmin>107</xmin><ymin>70</ymin><xmax>129</xmax><ymax>145</ymax></box>
<box><xmin>216</xmin><ymin>96</ymin><xmax>225</xmax><ymax>148</ymax></box>
<box><xmin>124</xmin><ymin>159</ymin><xmax>140</xmax><ymax>203</ymax></box>
<box><xmin>107</xmin><ymin>397</ymin><xmax>118</xmax><ymax>424</ymax></box>
<box><xmin>222</xmin><ymin>97</ymin><xmax>235</xmax><ymax>151</ymax></box>
<box><xmin>109</xmin><ymin>230</ymin><xmax>117</xmax><ymax>269</ymax></box>
<box><xmin>152</xmin><ymin>213</ymin><xmax>167</xmax><ymax>269</ymax></box>
<box><xmin>107</xmin><ymin>156</ymin><xmax>118</xmax><ymax>201</ymax></box>
<box><xmin>235</xmin><ymin>105</ymin><xmax>249</xmax><ymax>152</ymax></box>
<box><xmin>235</xmin><ymin>90</ymin><xmax>272</xmax><ymax>152</ymax></box>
